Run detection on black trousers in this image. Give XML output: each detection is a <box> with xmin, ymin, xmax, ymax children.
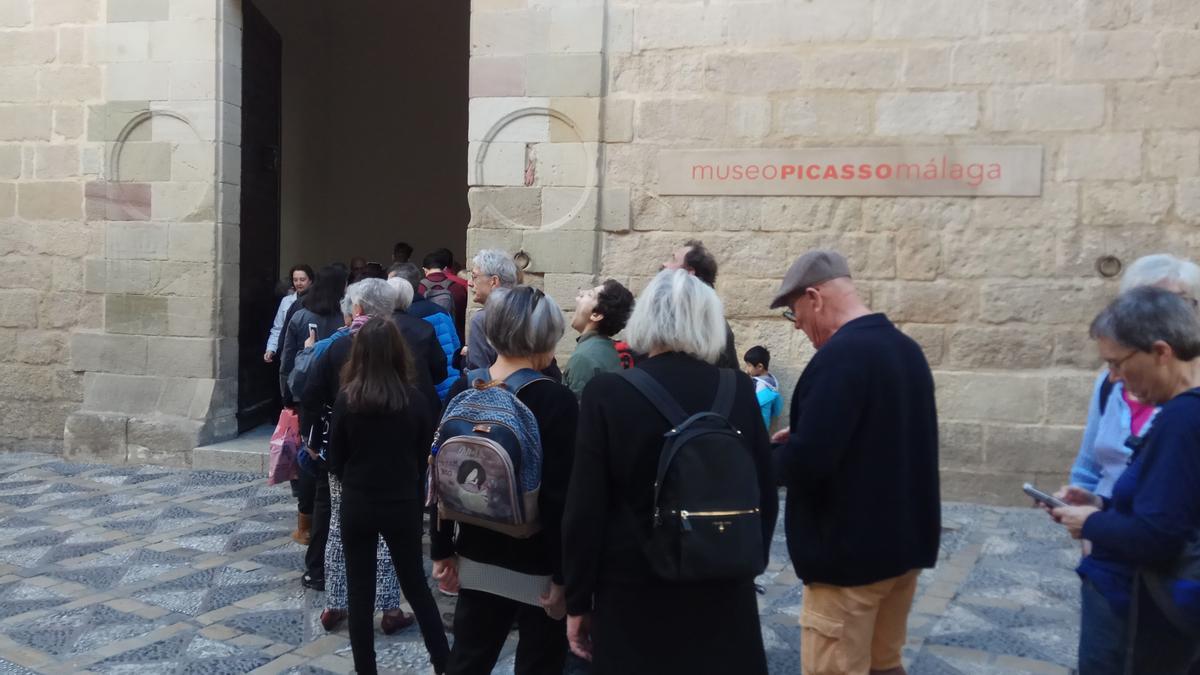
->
<box><xmin>446</xmin><ymin>588</ymin><xmax>567</xmax><ymax>675</ymax></box>
<box><xmin>304</xmin><ymin>468</ymin><xmax>330</xmax><ymax>578</ymax></box>
<box><xmin>290</xmin><ymin>467</ymin><xmax>317</xmax><ymax>515</ymax></box>
<box><xmin>342</xmin><ymin>500</ymin><xmax>449</xmax><ymax>675</ymax></box>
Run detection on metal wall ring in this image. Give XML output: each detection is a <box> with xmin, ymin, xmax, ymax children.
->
<box><xmin>1096</xmin><ymin>255</ymin><xmax>1123</xmax><ymax>278</ymax></box>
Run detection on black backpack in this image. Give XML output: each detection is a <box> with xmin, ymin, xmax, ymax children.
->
<box><xmin>1098</xmin><ymin>376</ymin><xmax>1116</xmax><ymax>416</ymax></box>
<box><xmin>622</xmin><ymin>368</ymin><xmax>765</xmax><ymax>582</ymax></box>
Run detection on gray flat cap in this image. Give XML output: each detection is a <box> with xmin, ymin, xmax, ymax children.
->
<box><xmin>769</xmin><ymin>249</ymin><xmax>851</xmax><ymax>309</ymax></box>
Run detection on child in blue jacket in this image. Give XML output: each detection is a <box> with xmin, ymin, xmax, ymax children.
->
<box><xmin>744</xmin><ymin>346</ymin><xmax>783</xmax><ymax>431</ymax></box>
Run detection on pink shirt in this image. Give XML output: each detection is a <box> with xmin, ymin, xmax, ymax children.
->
<box><xmin>1124</xmin><ymin>390</ymin><xmax>1156</xmax><ymax>436</ymax></box>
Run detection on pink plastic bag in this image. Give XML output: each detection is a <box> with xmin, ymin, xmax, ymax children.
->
<box><xmin>268</xmin><ymin>408</ymin><xmax>301</xmax><ymax>485</ymax></box>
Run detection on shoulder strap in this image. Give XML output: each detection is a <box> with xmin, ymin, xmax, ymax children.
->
<box><xmin>713</xmin><ymin>369</ymin><xmax>736</xmax><ymax>419</ymax></box>
<box><xmin>1099</xmin><ymin>377</ymin><xmax>1115</xmax><ymax>416</ymax></box>
<box><xmin>504</xmin><ymin>367</ymin><xmax>551</xmax><ymax>394</ymax></box>
<box><xmin>621</xmin><ymin>368</ymin><xmax>688</xmax><ymax>427</ymax></box>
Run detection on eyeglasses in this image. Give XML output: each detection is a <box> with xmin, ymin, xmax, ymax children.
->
<box><xmin>1105</xmin><ymin>350</ymin><xmax>1140</xmax><ymax>373</ymax></box>
<box><xmin>780</xmin><ymin>288</ymin><xmax>811</xmax><ymax>322</ymax></box>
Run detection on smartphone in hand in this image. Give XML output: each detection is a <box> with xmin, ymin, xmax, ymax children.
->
<box><xmin>1023</xmin><ymin>483</ymin><xmax>1067</xmax><ymax>509</ymax></box>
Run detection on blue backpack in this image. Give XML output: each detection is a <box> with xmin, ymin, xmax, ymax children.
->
<box><xmin>427</xmin><ymin>368</ymin><xmax>548</xmax><ymax>538</ymax></box>
<box><xmin>287</xmin><ymin>326</ymin><xmax>351</xmax><ymax>403</ymax></box>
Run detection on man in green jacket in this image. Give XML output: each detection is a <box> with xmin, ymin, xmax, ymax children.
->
<box><xmin>564</xmin><ymin>279</ymin><xmax>635</xmax><ymax>398</ymax></box>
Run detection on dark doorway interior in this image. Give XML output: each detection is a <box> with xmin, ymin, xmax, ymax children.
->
<box><xmin>253</xmin><ymin>0</ymin><xmax>471</xmax><ymax>272</ymax></box>
<box><xmin>237</xmin><ymin>0</ymin><xmax>283</xmax><ymax>432</ymax></box>
<box><xmin>236</xmin><ymin>1</ymin><xmax>469</xmax><ymax>434</ymax></box>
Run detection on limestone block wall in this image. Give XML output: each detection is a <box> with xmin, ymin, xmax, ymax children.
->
<box><xmin>466</xmin><ymin>0</ymin><xmax>629</xmax><ymax>359</ymax></box>
<box><xmin>469</xmin><ymin>0</ymin><xmax>1200</xmax><ymax>503</ymax></box>
<box><xmin>0</xmin><ymin>0</ymin><xmax>239</xmax><ymax>462</ymax></box>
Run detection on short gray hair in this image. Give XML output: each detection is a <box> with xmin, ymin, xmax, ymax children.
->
<box><xmin>390</xmin><ymin>262</ymin><xmax>422</xmax><ymax>289</ymax></box>
<box><xmin>1090</xmin><ymin>285</ymin><xmax>1200</xmax><ymax>360</ymax></box>
<box><xmin>387</xmin><ymin>277</ymin><xmax>415</xmax><ymax>311</ymax></box>
<box><xmin>340</xmin><ymin>295</ymin><xmax>353</xmax><ymax>318</ymax></box>
<box><xmin>483</xmin><ymin>286</ymin><xmax>564</xmax><ymax>357</ymax></box>
<box><xmin>473</xmin><ymin>249</ymin><xmax>519</xmax><ymax>288</ymax></box>
<box><xmin>625</xmin><ymin>269</ymin><xmax>726</xmax><ymax>364</ymax></box>
<box><xmin>345</xmin><ymin>278</ymin><xmax>398</xmax><ymax>318</ymax></box>
<box><xmin>1120</xmin><ymin>254</ymin><xmax>1200</xmax><ymax>295</ymax></box>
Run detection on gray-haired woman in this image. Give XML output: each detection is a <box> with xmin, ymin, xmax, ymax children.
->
<box><xmin>1068</xmin><ymin>254</ymin><xmax>1200</xmax><ymax>500</ymax></box>
<box><xmin>430</xmin><ymin>286</ymin><xmax>579</xmax><ymax>675</ymax></box>
<box><xmin>561</xmin><ymin>269</ymin><xmax>778</xmax><ymax>674</ymax></box>
<box><xmin>1049</xmin><ymin>286</ymin><xmax>1200</xmax><ymax>674</ymax></box>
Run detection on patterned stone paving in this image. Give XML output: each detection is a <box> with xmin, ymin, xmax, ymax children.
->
<box><xmin>0</xmin><ymin>453</ymin><xmax>1079</xmax><ymax>674</ymax></box>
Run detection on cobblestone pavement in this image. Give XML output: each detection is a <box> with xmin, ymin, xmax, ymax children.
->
<box><xmin>0</xmin><ymin>453</ymin><xmax>1079</xmax><ymax>674</ymax></box>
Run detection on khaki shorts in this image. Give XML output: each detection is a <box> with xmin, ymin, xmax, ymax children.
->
<box><xmin>799</xmin><ymin>569</ymin><xmax>921</xmax><ymax>675</ymax></box>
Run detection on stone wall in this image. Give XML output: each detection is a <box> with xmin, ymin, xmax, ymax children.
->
<box><xmin>465</xmin><ymin>0</ymin><xmax>614</xmax><ymax>362</ymax></box>
<box><xmin>466</xmin><ymin>0</ymin><xmax>1200</xmax><ymax>503</ymax></box>
<box><xmin>0</xmin><ymin>0</ymin><xmax>239</xmax><ymax>463</ymax></box>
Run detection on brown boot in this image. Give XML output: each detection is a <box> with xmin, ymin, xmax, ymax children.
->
<box><xmin>291</xmin><ymin>513</ymin><xmax>312</xmax><ymax>545</ymax></box>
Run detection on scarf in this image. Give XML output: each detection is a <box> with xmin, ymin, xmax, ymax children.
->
<box><xmin>349</xmin><ymin>314</ymin><xmax>372</xmax><ymax>334</ymax></box>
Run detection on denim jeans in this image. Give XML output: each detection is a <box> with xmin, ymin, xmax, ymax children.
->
<box><xmin>1079</xmin><ymin>579</ymin><xmax>1128</xmax><ymax>675</ymax></box>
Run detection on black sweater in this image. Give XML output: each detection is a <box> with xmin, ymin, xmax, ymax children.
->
<box><xmin>775</xmin><ymin>313</ymin><xmax>940</xmax><ymax>587</ymax></box>
<box><xmin>430</xmin><ymin>376</ymin><xmax>578</xmax><ymax>584</ymax></box>
<box><xmin>327</xmin><ymin>388</ymin><xmax>433</xmax><ymax>503</ymax></box>
<box><xmin>562</xmin><ymin>353</ymin><xmax>778</xmax><ymax>616</ymax></box>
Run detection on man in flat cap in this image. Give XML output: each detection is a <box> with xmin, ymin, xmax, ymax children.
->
<box><xmin>770</xmin><ymin>250</ymin><xmax>940</xmax><ymax>675</ymax></box>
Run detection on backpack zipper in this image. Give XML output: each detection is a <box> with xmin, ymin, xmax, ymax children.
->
<box><xmin>440</xmin><ymin>415</ymin><xmax>520</xmax><ymax>440</ymax></box>
<box><xmin>678</xmin><ymin>508</ymin><xmax>760</xmax><ymax>532</ymax></box>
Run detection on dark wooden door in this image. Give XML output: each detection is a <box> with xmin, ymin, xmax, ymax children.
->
<box><xmin>237</xmin><ymin>0</ymin><xmax>283</xmax><ymax>432</ymax></box>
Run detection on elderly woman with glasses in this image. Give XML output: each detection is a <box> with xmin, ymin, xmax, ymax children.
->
<box><xmin>1066</xmin><ymin>254</ymin><xmax>1200</xmax><ymax>502</ymax></box>
<box><xmin>1049</xmin><ymin>286</ymin><xmax>1200</xmax><ymax>674</ymax></box>
<box><xmin>430</xmin><ymin>286</ymin><xmax>579</xmax><ymax>675</ymax></box>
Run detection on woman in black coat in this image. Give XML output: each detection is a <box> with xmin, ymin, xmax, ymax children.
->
<box><xmin>562</xmin><ymin>269</ymin><xmax>778</xmax><ymax>674</ymax></box>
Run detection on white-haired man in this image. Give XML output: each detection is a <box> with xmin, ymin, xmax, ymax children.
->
<box><xmin>463</xmin><ymin>249</ymin><xmax>520</xmax><ymax>371</ymax></box>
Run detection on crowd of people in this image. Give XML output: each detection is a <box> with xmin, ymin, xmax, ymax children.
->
<box><xmin>260</xmin><ymin>241</ymin><xmax>1200</xmax><ymax>675</ymax></box>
